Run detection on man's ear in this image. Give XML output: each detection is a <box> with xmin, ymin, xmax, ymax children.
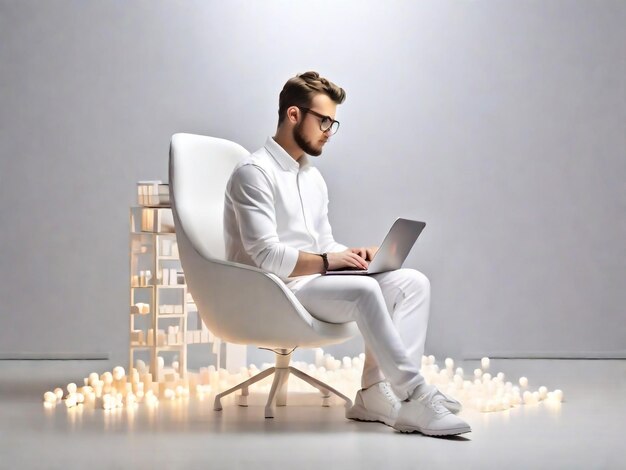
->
<box><xmin>287</xmin><ymin>106</ymin><xmax>300</xmax><ymax>124</ymax></box>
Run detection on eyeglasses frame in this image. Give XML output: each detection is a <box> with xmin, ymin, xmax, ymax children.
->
<box><xmin>296</xmin><ymin>106</ymin><xmax>340</xmax><ymax>135</ymax></box>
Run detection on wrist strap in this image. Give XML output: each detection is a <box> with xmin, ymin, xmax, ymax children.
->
<box><xmin>319</xmin><ymin>253</ymin><xmax>329</xmax><ymax>273</ymax></box>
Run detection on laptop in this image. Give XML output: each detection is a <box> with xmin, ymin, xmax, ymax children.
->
<box><xmin>325</xmin><ymin>218</ymin><xmax>426</xmax><ymax>275</ymax></box>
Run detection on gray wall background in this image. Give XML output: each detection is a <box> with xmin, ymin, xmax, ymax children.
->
<box><xmin>1</xmin><ymin>0</ymin><xmax>624</xmax><ymax>368</ymax></box>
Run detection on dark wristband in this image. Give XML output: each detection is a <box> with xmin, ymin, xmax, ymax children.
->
<box><xmin>319</xmin><ymin>253</ymin><xmax>329</xmax><ymax>273</ymax></box>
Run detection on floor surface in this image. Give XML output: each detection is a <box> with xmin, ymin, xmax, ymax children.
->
<box><xmin>0</xmin><ymin>359</ymin><xmax>624</xmax><ymax>469</ymax></box>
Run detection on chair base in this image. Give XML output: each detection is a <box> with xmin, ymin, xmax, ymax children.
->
<box><xmin>213</xmin><ymin>348</ymin><xmax>353</xmax><ymax>418</ymax></box>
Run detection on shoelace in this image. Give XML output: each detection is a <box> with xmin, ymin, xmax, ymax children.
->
<box><xmin>380</xmin><ymin>382</ymin><xmax>399</xmax><ymax>404</ymax></box>
<box><xmin>429</xmin><ymin>400</ymin><xmax>450</xmax><ymax>414</ymax></box>
<box><xmin>419</xmin><ymin>389</ymin><xmax>450</xmax><ymax>415</ymax></box>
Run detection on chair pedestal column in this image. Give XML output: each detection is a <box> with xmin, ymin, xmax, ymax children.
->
<box><xmin>212</xmin><ymin>348</ymin><xmax>353</xmax><ymax>418</ymax></box>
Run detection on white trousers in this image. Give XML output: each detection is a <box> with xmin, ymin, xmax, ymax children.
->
<box><xmin>294</xmin><ymin>268</ymin><xmax>430</xmax><ymax>400</ymax></box>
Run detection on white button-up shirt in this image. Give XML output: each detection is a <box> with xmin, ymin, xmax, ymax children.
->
<box><xmin>224</xmin><ymin>136</ymin><xmax>347</xmax><ymax>291</ymax></box>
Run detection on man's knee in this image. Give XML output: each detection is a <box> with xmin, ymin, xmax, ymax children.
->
<box><xmin>351</xmin><ymin>277</ymin><xmax>387</xmax><ymax>314</ymax></box>
<box><xmin>401</xmin><ymin>268</ymin><xmax>431</xmax><ymax>294</ymax></box>
<box><xmin>354</xmin><ymin>276</ymin><xmax>384</xmax><ymax>298</ymax></box>
<box><xmin>329</xmin><ymin>275</ymin><xmax>382</xmax><ymax>302</ymax></box>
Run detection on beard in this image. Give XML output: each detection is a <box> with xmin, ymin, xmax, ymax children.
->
<box><xmin>293</xmin><ymin>121</ymin><xmax>323</xmax><ymax>157</ymax></box>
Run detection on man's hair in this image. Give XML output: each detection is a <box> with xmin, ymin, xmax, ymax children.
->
<box><xmin>278</xmin><ymin>71</ymin><xmax>346</xmax><ymax>125</ymax></box>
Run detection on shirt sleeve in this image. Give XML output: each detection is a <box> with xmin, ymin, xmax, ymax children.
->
<box><xmin>315</xmin><ymin>172</ymin><xmax>349</xmax><ymax>253</ymax></box>
<box><xmin>227</xmin><ymin>164</ymin><xmax>300</xmax><ymax>278</ymax></box>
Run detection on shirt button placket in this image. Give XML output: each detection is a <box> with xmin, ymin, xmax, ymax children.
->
<box><xmin>296</xmin><ymin>170</ymin><xmax>316</xmax><ymax>246</ymax></box>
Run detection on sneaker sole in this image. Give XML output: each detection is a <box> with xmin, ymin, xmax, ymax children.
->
<box><xmin>392</xmin><ymin>423</ymin><xmax>471</xmax><ymax>436</ymax></box>
<box><xmin>346</xmin><ymin>403</ymin><xmax>395</xmax><ymax>427</ymax></box>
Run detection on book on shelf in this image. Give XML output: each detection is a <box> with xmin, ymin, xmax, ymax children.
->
<box><xmin>137</xmin><ymin>180</ymin><xmax>170</xmax><ymax>207</ymax></box>
<box><xmin>140</xmin><ymin>207</ymin><xmax>174</xmax><ymax>233</ymax></box>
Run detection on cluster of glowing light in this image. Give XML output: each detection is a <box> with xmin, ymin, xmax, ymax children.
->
<box><xmin>43</xmin><ymin>350</ymin><xmax>563</xmax><ymax>413</ymax></box>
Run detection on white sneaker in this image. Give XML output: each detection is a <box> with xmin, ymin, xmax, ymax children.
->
<box><xmin>346</xmin><ymin>381</ymin><xmax>401</xmax><ymax>427</ymax></box>
<box><xmin>393</xmin><ymin>387</ymin><xmax>471</xmax><ymax>436</ymax></box>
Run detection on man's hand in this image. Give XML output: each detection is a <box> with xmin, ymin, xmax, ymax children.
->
<box><xmin>327</xmin><ymin>250</ymin><xmax>369</xmax><ymax>271</ymax></box>
<box><xmin>349</xmin><ymin>246</ymin><xmax>379</xmax><ymax>262</ymax></box>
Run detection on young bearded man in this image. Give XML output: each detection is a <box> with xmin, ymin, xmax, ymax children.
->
<box><xmin>223</xmin><ymin>71</ymin><xmax>471</xmax><ymax>436</ymax></box>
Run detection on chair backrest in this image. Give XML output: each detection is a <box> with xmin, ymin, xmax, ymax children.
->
<box><xmin>169</xmin><ymin>133</ymin><xmax>248</xmax><ymax>260</ymax></box>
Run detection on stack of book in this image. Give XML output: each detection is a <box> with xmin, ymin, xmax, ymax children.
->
<box><xmin>136</xmin><ymin>180</ymin><xmax>173</xmax><ymax>233</ymax></box>
<box><xmin>137</xmin><ymin>180</ymin><xmax>169</xmax><ymax>207</ymax></box>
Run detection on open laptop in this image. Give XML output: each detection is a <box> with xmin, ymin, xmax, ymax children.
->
<box><xmin>325</xmin><ymin>218</ymin><xmax>426</xmax><ymax>275</ymax></box>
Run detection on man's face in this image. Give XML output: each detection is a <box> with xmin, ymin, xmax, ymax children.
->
<box><xmin>292</xmin><ymin>94</ymin><xmax>337</xmax><ymax>157</ymax></box>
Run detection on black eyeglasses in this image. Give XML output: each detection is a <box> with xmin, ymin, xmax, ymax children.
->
<box><xmin>297</xmin><ymin>107</ymin><xmax>340</xmax><ymax>135</ymax></box>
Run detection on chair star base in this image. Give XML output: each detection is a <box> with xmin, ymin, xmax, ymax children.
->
<box><xmin>213</xmin><ymin>348</ymin><xmax>353</xmax><ymax>418</ymax></box>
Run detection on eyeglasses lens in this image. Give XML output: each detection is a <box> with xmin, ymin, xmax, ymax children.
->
<box><xmin>322</xmin><ymin>119</ymin><xmax>338</xmax><ymax>135</ymax></box>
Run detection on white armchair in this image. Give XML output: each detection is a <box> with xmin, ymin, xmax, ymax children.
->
<box><xmin>168</xmin><ymin>133</ymin><xmax>358</xmax><ymax>418</ymax></box>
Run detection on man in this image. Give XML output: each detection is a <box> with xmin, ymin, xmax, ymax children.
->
<box><xmin>224</xmin><ymin>71</ymin><xmax>471</xmax><ymax>436</ymax></box>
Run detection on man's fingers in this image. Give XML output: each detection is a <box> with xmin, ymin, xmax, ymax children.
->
<box><xmin>346</xmin><ymin>252</ymin><xmax>368</xmax><ymax>269</ymax></box>
<box><xmin>366</xmin><ymin>246</ymin><xmax>379</xmax><ymax>261</ymax></box>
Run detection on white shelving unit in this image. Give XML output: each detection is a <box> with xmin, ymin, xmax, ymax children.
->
<box><xmin>129</xmin><ymin>218</ymin><xmax>189</xmax><ymax>383</ymax></box>
<box><xmin>128</xmin><ymin>180</ymin><xmax>245</xmax><ymax>383</ymax></box>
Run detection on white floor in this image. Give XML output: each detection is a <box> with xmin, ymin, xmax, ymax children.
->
<box><xmin>1</xmin><ymin>358</ymin><xmax>623</xmax><ymax>469</ymax></box>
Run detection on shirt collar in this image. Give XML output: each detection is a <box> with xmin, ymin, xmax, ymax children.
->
<box><xmin>264</xmin><ymin>136</ymin><xmax>310</xmax><ymax>172</ymax></box>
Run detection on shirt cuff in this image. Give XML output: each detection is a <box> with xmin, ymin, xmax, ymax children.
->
<box><xmin>276</xmin><ymin>245</ymin><xmax>300</xmax><ymax>279</ymax></box>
